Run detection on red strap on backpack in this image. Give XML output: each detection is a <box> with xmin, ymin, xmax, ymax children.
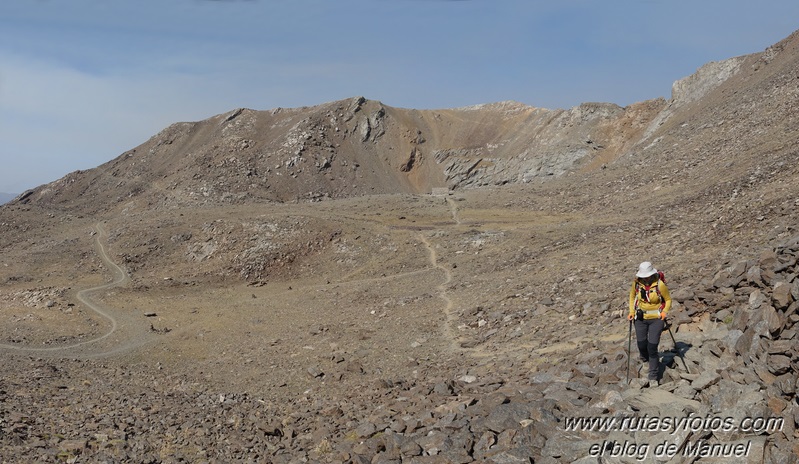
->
<box><xmin>637</xmin><ymin>279</ymin><xmax>666</xmax><ymax>311</ymax></box>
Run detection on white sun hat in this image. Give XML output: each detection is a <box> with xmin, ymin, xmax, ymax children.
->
<box><xmin>636</xmin><ymin>261</ymin><xmax>658</xmax><ymax>278</ymax></box>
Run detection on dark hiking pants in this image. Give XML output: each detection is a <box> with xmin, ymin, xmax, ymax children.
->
<box><xmin>634</xmin><ymin>318</ymin><xmax>664</xmax><ymax>380</ymax></box>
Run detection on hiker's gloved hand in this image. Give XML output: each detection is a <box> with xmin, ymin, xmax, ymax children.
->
<box><xmin>660</xmin><ymin>312</ymin><xmax>667</xmax><ymax>320</ymax></box>
<box><xmin>627</xmin><ymin>313</ymin><xmax>634</xmax><ymax>321</ymax></box>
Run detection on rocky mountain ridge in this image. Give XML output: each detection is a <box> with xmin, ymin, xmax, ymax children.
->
<box><xmin>14</xmin><ymin>30</ymin><xmax>794</xmax><ymax>218</ymax></box>
<box><xmin>13</xmin><ymin>96</ymin><xmax>662</xmax><ymax>212</ymax></box>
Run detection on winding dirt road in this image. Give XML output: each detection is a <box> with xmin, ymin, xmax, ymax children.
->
<box><xmin>0</xmin><ymin>198</ymin><xmax>481</xmax><ymax>360</ymax></box>
<box><xmin>0</xmin><ymin>223</ymin><xmax>155</xmax><ymax>358</ymax></box>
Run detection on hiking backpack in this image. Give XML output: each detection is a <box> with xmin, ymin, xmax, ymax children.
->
<box><xmin>635</xmin><ymin>270</ymin><xmax>666</xmax><ymax>308</ymax></box>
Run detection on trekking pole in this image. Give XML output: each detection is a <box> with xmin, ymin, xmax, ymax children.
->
<box><xmin>626</xmin><ymin>319</ymin><xmax>632</xmax><ymax>384</ymax></box>
<box><xmin>666</xmin><ymin>323</ymin><xmax>689</xmax><ymax>373</ymax></box>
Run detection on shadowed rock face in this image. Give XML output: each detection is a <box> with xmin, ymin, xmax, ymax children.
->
<box><xmin>1</xmin><ymin>29</ymin><xmax>799</xmax><ymax>464</ymax></box>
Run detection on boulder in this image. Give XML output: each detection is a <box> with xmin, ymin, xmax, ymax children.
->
<box><xmin>734</xmin><ymin>327</ymin><xmax>755</xmax><ymax>357</ymax></box>
<box><xmin>767</xmin><ymin>355</ymin><xmax>791</xmax><ymax>375</ymax></box>
<box><xmin>772</xmin><ymin>281</ymin><xmax>795</xmax><ymax>310</ymax></box>
<box><xmin>483</xmin><ymin>402</ymin><xmax>533</xmax><ymax>434</ymax></box>
<box><xmin>762</xmin><ymin>305</ymin><xmax>783</xmax><ymax>335</ymax></box>
<box><xmin>355</xmin><ymin>421</ymin><xmax>377</xmax><ymax>439</ymax></box>
<box><xmin>747</xmin><ymin>266</ymin><xmax>765</xmax><ymax>287</ymax></box>
<box><xmin>749</xmin><ymin>289</ymin><xmax>768</xmax><ymax>310</ymax></box>
<box><xmin>625</xmin><ymin>388</ymin><xmax>704</xmax><ymax>417</ymax></box>
<box><xmin>690</xmin><ymin>370</ymin><xmax>721</xmax><ymax>391</ymax></box>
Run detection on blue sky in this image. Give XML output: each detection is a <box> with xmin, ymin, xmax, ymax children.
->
<box><xmin>1</xmin><ymin>1</ymin><xmax>798</xmax><ymax>194</ymax></box>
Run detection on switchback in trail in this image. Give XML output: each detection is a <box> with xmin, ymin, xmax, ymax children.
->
<box><xmin>0</xmin><ymin>223</ymin><xmax>156</xmax><ymax>358</ymax></box>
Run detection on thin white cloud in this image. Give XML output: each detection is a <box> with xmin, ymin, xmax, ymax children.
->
<box><xmin>0</xmin><ymin>47</ymin><xmax>383</xmax><ymax>192</ymax></box>
<box><xmin>0</xmin><ymin>53</ymin><xmax>232</xmax><ymax>191</ymax></box>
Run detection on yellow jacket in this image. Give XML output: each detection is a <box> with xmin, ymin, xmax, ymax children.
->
<box><xmin>628</xmin><ymin>279</ymin><xmax>671</xmax><ymax>319</ymax></box>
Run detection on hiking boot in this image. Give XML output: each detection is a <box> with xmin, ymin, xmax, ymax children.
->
<box><xmin>648</xmin><ymin>379</ymin><xmax>659</xmax><ymax>388</ymax></box>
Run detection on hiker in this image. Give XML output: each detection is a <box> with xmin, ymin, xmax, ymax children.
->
<box><xmin>627</xmin><ymin>261</ymin><xmax>671</xmax><ymax>387</ymax></box>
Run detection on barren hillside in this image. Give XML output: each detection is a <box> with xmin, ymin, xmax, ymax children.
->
<box><xmin>0</xmin><ymin>29</ymin><xmax>798</xmax><ymax>463</ymax></box>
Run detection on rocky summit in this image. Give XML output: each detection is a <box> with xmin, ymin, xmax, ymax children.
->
<box><xmin>1</xmin><ymin>29</ymin><xmax>798</xmax><ymax>464</ymax></box>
